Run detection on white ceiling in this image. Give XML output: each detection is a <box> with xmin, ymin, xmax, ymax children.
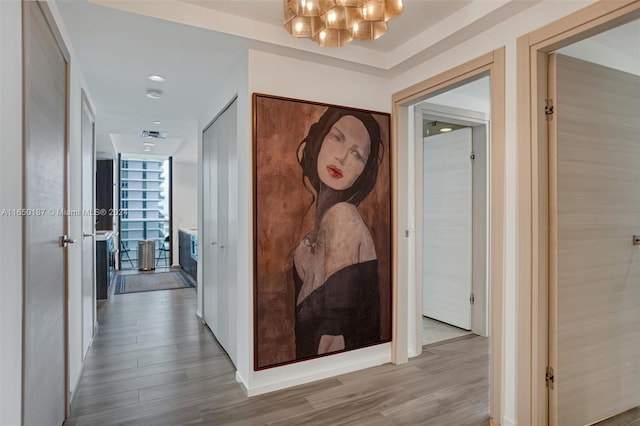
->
<box><xmin>425</xmin><ymin>75</ymin><xmax>491</xmax><ymax>115</ymax></box>
<box><xmin>558</xmin><ymin>18</ymin><xmax>640</xmax><ymax>76</ymax></box>
<box><xmin>63</xmin><ymin>0</ymin><xmax>635</xmax><ymax>164</ymax></box>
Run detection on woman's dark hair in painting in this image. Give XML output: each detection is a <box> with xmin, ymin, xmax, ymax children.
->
<box><xmin>297</xmin><ymin>107</ymin><xmax>383</xmax><ymax>206</ymax></box>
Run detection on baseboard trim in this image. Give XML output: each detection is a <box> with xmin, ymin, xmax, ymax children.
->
<box><xmin>242</xmin><ymin>351</ymin><xmax>390</xmax><ymax>397</ymax></box>
<box><xmin>500</xmin><ymin>416</ymin><xmax>515</xmax><ymax>426</ymax></box>
<box><xmin>68</xmin><ymin>361</ymin><xmax>85</xmax><ymax>406</ymax></box>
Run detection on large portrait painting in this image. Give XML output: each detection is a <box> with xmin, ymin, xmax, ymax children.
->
<box><xmin>253</xmin><ymin>93</ymin><xmax>392</xmax><ymax>370</ymax></box>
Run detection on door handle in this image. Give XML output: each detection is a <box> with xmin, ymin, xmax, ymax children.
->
<box><xmin>59</xmin><ymin>235</ymin><xmax>77</xmax><ymax>247</ymax></box>
<box><xmin>633</xmin><ymin>235</ymin><xmax>640</xmax><ymax>246</ymax></box>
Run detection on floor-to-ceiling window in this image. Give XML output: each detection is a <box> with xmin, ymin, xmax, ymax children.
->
<box><xmin>119</xmin><ymin>156</ymin><xmax>170</xmax><ymax>268</ymax></box>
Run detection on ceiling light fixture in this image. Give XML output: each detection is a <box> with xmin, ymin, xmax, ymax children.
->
<box><xmin>147</xmin><ymin>74</ymin><xmax>166</xmax><ymax>82</ymax></box>
<box><xmin>284</xmin><ymin>0</ymin><xmax>403</xmax><ymax>47</ymax></box>
<box><xmin>152</xmin><ymin>121</ymin><xmax>161</xmax><ymax>125</ymax></box>
<box><xmin>143</xmin><ymin>141</ymin><xmax>155</xmax><ymax>147</ymax></box>
<box><xmin>146</xmin><ymin>89</ymin><xmax>163</xmax><ymax>99</ymax></box>
<box><xmin>440</xmin><ymin>127</ymin><xmax>453</xmax><ymax>133</ymax></box>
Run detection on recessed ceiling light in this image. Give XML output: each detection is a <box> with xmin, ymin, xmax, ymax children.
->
<box><xmin>146</xmin><ymin>89</ymin><xmax>163</xmax><ymax>99</ymax></box>
<box><xmin>147</xmin><ymin>74</ymin><xmax>166</xmax><ymax>82</ymax></box>
<box><xmin>152</xmin><ymin>121</ymin><xmax>161</xmax><ymax>125</ymax></box>
<box><xmin>143</xmin><ymin>142</ymin><xmax>155</xmax><ymax>147</ymax></box>
<box><xmin>440</xmin><ymin>127</ymin><xmax>453</xmax><ymax>133</ymax></box>
<box><xmin>144</xmin><ymin>147</ymin><xmax>151</xmax><ymax>152</ymax></box>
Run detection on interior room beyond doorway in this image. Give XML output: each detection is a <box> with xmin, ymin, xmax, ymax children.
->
<box><xmin>415</xmin><ymin>76</ymin><xmax>491</xmax><ymax>347</ymax></box>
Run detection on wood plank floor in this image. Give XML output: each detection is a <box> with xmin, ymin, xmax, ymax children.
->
<box><xmin>65</xmin><ymin>276</ymin><xmax>491</xmax><ymax>426</ymax></box>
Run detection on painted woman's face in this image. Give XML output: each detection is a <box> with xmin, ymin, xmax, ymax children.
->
<box><xmin>316</xmin><ymin>115</ymin><xmax>371</xmax><ymax>191</ymax></box>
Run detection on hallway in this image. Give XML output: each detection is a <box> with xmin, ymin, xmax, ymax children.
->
<box><xmin>65</xmin><ymin>283</ymin><xmax>490</xmax><ymax>425</ymax></box>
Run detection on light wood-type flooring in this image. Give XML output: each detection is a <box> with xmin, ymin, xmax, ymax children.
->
<box><xmin>65</xmin><ymin>276</ymin><xmax>491</xmax><ymax>425</ymax></box>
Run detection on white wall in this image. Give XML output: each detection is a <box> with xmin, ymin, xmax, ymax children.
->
<box><xmin>172</xmin><ymin>161</ymin><xmax>197</xmax><ymax>266</ymax></box>
<box><xmin>0</xmin><ymin>1</ymin><xmax>24</xmax><ymax>425</ymax></box>
<box><xmin>242</xmin><ymin>50</ymin><xmax>393</xmax><ymax>395</ymax></box>
<box><xmin>390</xmin><ymin>1</ymin><xmax>597</xmax><ymax>424</ymax></box>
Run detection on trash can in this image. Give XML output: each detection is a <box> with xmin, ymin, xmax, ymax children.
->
<box><xmin>138</xmin><ymin>240</ymin><xmax>156</xmax><ymax>271</ymax></box>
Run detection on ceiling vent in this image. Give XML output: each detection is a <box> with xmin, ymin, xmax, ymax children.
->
<box><xmin>140</xmin><ymin>130</ymin><xmax>168</xmax><ymax>139</ymax></box>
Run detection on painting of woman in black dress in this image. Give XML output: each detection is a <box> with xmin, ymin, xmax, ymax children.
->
<box><xmin>253</xmin><ymin>94</ymin><xmax>391</xmax><ymax>369</ymax></box>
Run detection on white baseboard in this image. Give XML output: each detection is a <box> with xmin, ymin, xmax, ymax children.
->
<box><xmin>68</xmin><ymin>361</ymin><xmax>85</xmax><ymax>405</ymax></box>
<box><xmin>502</xmin><ymin>416</ymin><xmax>516</xmax><ymax>426</ymax></box>
<box><xmin>242</xmin><ymin>346</ymin><xmax>390</xmax><ymax>397</ymax></box>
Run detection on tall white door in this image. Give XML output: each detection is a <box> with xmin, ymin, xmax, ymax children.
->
<box><xmin>81</xmin><ymin>94</ymin><xmax>96</xmax><ymax>359</ymax></box>
<box><xmin>216</xmin><ymin>103</ymin><xmax>231</xmax><ymax>361</ymax></box>
<box><xmin>203</xmin><ymin>112</ymin><xmax>219</xmax><ymax>340</ymax></box>
<box><xmin>422</xmin><ymin>127</ymin><xmax>473</xmax><ymax>330</ymax></box>
<box><xmin>202</xmin><ymin>99</ymin><xmax>237</xmax><ymax>366</ymax></box>
<box><xmin>549</xmin><ymin>54</ymin><xmax>640</xmax><ymax>426</ymax></box>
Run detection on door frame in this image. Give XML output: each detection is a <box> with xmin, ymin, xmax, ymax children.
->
<box><xmin>392</xmin><ymin>48</ymin><xmax>505</xmax><ymax>422</ymax></box>
<box><xmin>516</xmin><ymin>1</ymin><xmax>640</xmax><ymax>424</ymax></box>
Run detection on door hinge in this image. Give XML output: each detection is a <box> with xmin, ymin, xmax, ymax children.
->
<box><xmin>545</xmin><ymin>366</ymin><xmax>555</xmax><ymax>389</ymax></box>
<box><xmin>470</xmin><ymin>151</ymin><xmax>475</xmax><ymax>160</ymax></box>
<box><xmin>469</xmin><ymin>293</ymin><xmax>475</xmax><ymax>305</ymax></box>
<box><xmin>545</xmin><ymin>99</ymin><xmax>554</xmax><ymax>121</ymax></box>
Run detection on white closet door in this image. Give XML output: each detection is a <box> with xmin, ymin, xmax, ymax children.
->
<box><xmin>422</xmin><ymin>128</ymin><xmax>472</xmax><ymax>330</ymax></box>
<box><xmin>81</xmin><ymin>96</ymin><xmax>95</xmax><ymax>359</ymax></box>
<box><xmin>202</xmin><ymin>99</ymin><xmax>237</xmax><ymax>367</ymax></box>
<box><xmin>202</xmin><ymin>110</ymin><xmax>220</xmax><ymax>343</ymax></box>
<box><xmin>550</xmin><ymin>54</ymin><xmax>640</xmax><ymax>426</ymax></box>
<box><xmin>217</xmin><ymin>100</ymin><xmax>232</xmax><ymax>364</ymax></box>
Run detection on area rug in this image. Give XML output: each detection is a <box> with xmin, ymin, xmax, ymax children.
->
<box><xmin>114</xmin><ymin>270</ymin><xmax>194</xmax><ymax>295</ymax></box>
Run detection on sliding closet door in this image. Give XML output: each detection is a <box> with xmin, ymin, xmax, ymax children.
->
<box><xmin>422</xmin><ymin>127</ymin><xmax>473</xmax><ymax>330</ymax></box>
<box><xmin>202</xmin><ymin>98</ymin><xmax>237</xmax><ymax>366</ymax></box>
<box><xmin>81</xmin><ymin>93</ymin><xmax>96</xmax><ymax>359</ymax></box>
<box><xmin>203</xmin><ymin>114</ymin><xmax>219</xmax><ymax>342</ymax></box>
<box><xmin>549</xmin><ymin>53</ymin><xmax>640</xmax><ymax>426</ymax></box>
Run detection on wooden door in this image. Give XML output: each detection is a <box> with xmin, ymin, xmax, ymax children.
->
<box><xmin>549</xmin><ymin>53</ymin><xmax>640</xmax><ymax>426</ymax></box>
<box><xmin>422</xmin><ymin>127</ymin><xmax>473</xmax><ymax>330</ymax></box>
<box><xmin>23</xmin><ymin>1</ymin><xmax>69</xmax><ymax>424</ymax></box>
<box><xmin>81</xmin><ymin>92</ymin><xmax>96</xmax><ymax>358</ymax></box>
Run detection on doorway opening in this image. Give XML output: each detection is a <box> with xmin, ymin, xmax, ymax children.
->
<box><xmin>415</xmin><ymin>76</ymin><xmax>491</xmax><ymax>346</ymax></box>
<box><xmin>517</xmin><ymin>6</ymin><xmax>640</xmax><ymax>425</ymax></box>
<box><xmin>392</xmin><ymin>48</ymin><xmax>505</xmax><ymax>422</ymax></box>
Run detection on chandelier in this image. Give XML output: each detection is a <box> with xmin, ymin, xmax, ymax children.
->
<box><xmin>284</xmin><ymin>0</ymin><xmax>404</xmax><ymax>47</ymax></box>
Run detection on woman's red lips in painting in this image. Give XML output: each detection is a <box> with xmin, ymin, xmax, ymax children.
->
<box><xmin>326</xmin><ymin>165</ymin><xmax>343</xmax><ymax>179</ymax></box>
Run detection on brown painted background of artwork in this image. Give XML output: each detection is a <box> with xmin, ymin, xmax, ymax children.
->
<box><xmin>253</xmin><ymin>94</ymin><xmax>392</xmax><ymax>370</ymax></box>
